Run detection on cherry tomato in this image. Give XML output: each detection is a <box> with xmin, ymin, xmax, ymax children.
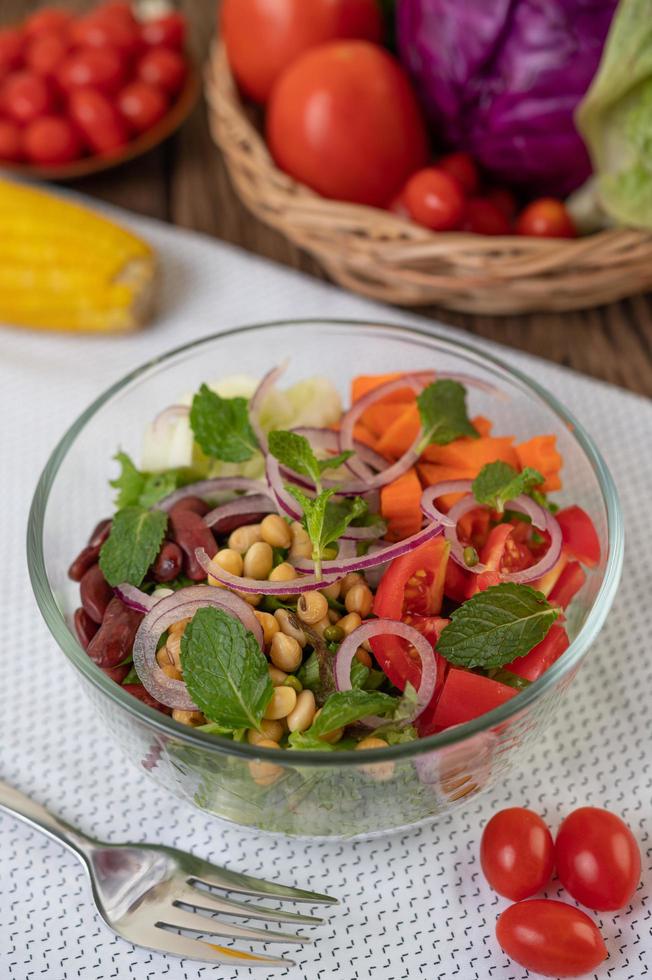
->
<box><xmin>117</xmin><ymin>80</ymin><xmax>168</xmax><ymax>133</ymax></box>
<box><xmin>24</xmin><ymin>7</ymin><xmax>73</xmax><ymax>37</ymax></box>
<box><xmin>1</xmin><ymin>70</ymin><xmax>52</xmax><ymax>124</ymax></box>
<box><xmin>69</xmin><ymin>12</ymin><xmax>142</xmax><ymax>60</ymax></box>
<box><xmin>0</xmin><ymin>119</ymin><xmax>23</xmax><ymax>161</ymax></box>
<box><xmin>68</xmin><ymin>88</ymin><xmax>128</xmax><ymax>154</ymax></box>
<box><xmin>25</xmin><ymin>31</ymin><xmax>69</xmax><ymax>77</ymax></box>
<box><xmin>463</xmin><ymin>197</ymin><xmax>511</xmax><ymax>235</ymax></box>
<box><xmin>555</xmin><ymin>807</ymin><xmax>641</xmax><ymax>911</ymax></box>
<box><xmin>438</xmin><ymin>151</ymin><xmax>479</xmax><ymax>195</ymax></box>
<box><xmin>497</xmin><ymin>900</ymin><xmax>607</xmax><ymax>977</ymax></box>
<box><xmin>137</xmin><ymin>47</ymin><xmax>186</xmax><ymax>95</ymax></box>
<box><xmin>486</xmin><ymin>186</ymin><xmax>518</xmax><ymax>220</ymax></box>
<box><xmin>0</xmin><ymin>29</ymin><xmax>25</xmax><ymax>78</ymax></box>
<box><xmin>95</xmin><ymin>2</ymin><xmax>139</xmax><ymax>27</ymax></box>
<box><xmin>140</xmin><ymin>12</ymin><xmax>186</xmax><ymax>51</ymax></box>
<box><xmin>23</xmin><ymin>115</ymin><xmax>82</xmax><ymax>165</ymax></box>
<box><xmin>555</xmin><ymin>506</ymin><xmax>600</xmax><ymax>567</ymax></box>
<box><xmin>404</xmin><ymin>168</ymin><xmax>465</xmax><ymax>231</ymax></box>
<box><xmin>222</xmin><ymin>0</ymin><xmax>383</xmax><ymax>104</ymax></box>
<box><xmin>480</xmin><ymin>808</ymin><xmax>554</xmax><ymax>900</ymax></box>
<box><xmin>506</xmin><ymin>623</ymin><xmax>570</xmax><ymax>682</ymax></box>
<box><xmin>516</xmin><ymin>198</ymin><xmax>576</xmax><ymax>238</ymax></box>
<box><xmin>267</xmin><ymin>42</ymin><xmax>428</xmax><ymax>207</ymax></box>
<box><xmin>57</xmin><ymin>47</ymin><xmax>126</xmax><ymax>96</ymax></box>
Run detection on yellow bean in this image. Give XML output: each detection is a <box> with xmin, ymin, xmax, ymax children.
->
<box><xmin>243</xmin><ymin>541</ymin><xmax>274</xmax><ymax>580</ymax></box>
<box><xmin>264</xmin><ymin>685</ymin><xmax>297</xmax><ymax>720</ymax></box>
<box><xmin>228</xmin><ymin>524</ymin><xmax>262</xmax><ymax>554</ymax></box>
<box><xmin>260</xmin><ymin>514</ymin><xmax>292</xmax><ymax>549</ymax></box>
<box><xmin>270</xmin><ymin>633</ymin><xmax>302</xmax><ymax>672</ymax></box>
<box><xmin>287</xmin><ymin>690</ymin><xmax>316</xmax><ymax>733</ymax></box>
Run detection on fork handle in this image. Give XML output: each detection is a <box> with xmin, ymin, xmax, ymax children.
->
<box><xmin>0</xmin><ymin>780</ymin><xmax>93</xmax><ymax>860</ymax></box>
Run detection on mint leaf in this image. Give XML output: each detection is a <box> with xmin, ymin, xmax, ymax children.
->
<box><xmin>486</xmin><ymin>667</ymin><xmax>532</xmax><ymax>691</ymax></box>
<box><xmin>438</xmin><ymin>583</ymin><xmax>559</xmax><ymax>670</ymax></box>
<box><xmin>472</xmin><ymin>461</ymin><xmax>544</xmax><ymax>513</ymax></box>
<box><xmin>99</xmin><ymin>506</ymin><xmax>168</xmax><ymax>587</ymax></box>
<box><xmin>190</xmin><ymin>384</ymin><xmax>258</xmax><ymax>463</ymax></box>
<box><xmin>139</xmin><ymin>472</ymin><xmax>178</xmax><ymax>508</ymax></box>
<box><xmin>122</xmin><ymin>666</ymin><xmax>140</xmax><ymax>685</ymax></box>
<box><xmin>269</xmin><ymin>429</ymin><xmax>352</xmax><ymax>484</ymax></box>
<box><xmin>417</xmin><ymin>380</ymin><xmax>478</xmax><ymax>451</ymax></box>
<box><xmin>110</xmin><ymin>452</ymin><xmax>178</xmax><ymax>508</ymax></box>
<box><xmin>287</xmin><ymin>485</ymin><xmax>367</xmax><ymax>575</ymax></box>
<box><xmin>181</xmin><ymin>607</ymin><xmax>273</xmax><ymax>730</ymax></box>
<box><xmin>307</xmin><ymin>689</ymin><xmax>397</xmax><ymax>736</ymax></box>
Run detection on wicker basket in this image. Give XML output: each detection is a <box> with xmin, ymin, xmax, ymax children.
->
<box><xmin>206</xmin><ymin>41</ymin><xmax>652</xmax><ymax>314</ymax></box>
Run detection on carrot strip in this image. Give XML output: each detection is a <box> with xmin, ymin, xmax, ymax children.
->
<box><xmin>422</xmin><ymin>435</ymin><xmax>519</xmax><ymax>470</ymax></box>
<box><xmin>380</xmin><ymin>467</ymin><xmax>423</xmax><ymax>542</ymax></box>
<box><xmin>516</xmin><ymin>435</ymin><xmax>563</xmax><ymax>492</ymax></box>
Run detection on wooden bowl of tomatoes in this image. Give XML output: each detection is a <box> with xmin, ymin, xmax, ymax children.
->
<box><xmin>0</xmin><ymin>2</ymin><xmax>199</xmax><ymax>180</ymax></box>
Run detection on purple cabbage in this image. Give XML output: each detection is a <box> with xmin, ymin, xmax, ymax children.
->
<box><xmin>397</xmin><ymin>0</ymin><xmax>618</xmax><ymax>196</ymax></box>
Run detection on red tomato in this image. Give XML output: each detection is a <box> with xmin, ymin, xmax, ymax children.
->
<box><xmin>25</xmin><ymin>31</ymin><xmax>69</xmax><ymax>77</ymax></box>
<box><xmin>463</xmin><ymin>197</ymin><xmax>512</xmax><ymax>235</ymax></box>
<box><xmin>555</xmin><ymin>807</ymin><xmax>641</xmax><ymax>911</ymax></box>
<box><xmin>267</xmin><ymin>42</ymin><xmax>428</xmax><ymax>207</ymax></box>
<box><xmin>516</xmin><ymin>198</ymin><xmax>576</xmax><ymax>238</ymax></box>
<box><xmin>0</xmin><ymin>28</ymin><xmax>25</xmax><ymax>77</ymax></box>
<box><xmin>0</xmin><ymin>119</ymin><xmax>22</xmax><ymax>161</ymax></box>
<box><xmin>24</xmin><ymin>7</ymin><xmax>72</xmax><ymax>37</ymax></box>
<box><xmin>0</xmin><ymin>70</ymin><xmax>52</xmax><ymax>124</ymax></box>
<box><xmin>69</xmin><ymin>12</ymin><xmax>142</xmax><ymax>59</ymax></box>
<box><xmin>68</xmin><ymin>88</ymin><xmax>128</xmax><ymax>154</ymax></box>
<box><xmin>438</xmin><ymin>151</ymin><xmax>479</xmax><ymax>195</ymax></box>
<box><xmin>486</xmin><ymin>186</ymin><xmax>518</xmax><ymax>220</ymax></box>
<box><xmin>140</xmin><ymin>12</ymin><xmax>186</xmax><ymax>51</ymax></box>
<box><xmin>137</xmin><ymin>47</ymin><xmax>186</xmax><ymax>95</ymax></box>
<box><xmin>371</xmin><ymin>537</ymin><xmax>450</xmax><ymax>691</ymax></box>
<box><xmin>222</xmin><ymin>0</ymin><xmax>382</xmax><ymax>104</ymax></box>
<box><xmin>443</xmin><ymin>558</ymin><xmax>473</xmax><ymax>603</ymax></box>
<box><xmin>549</xmin><ymin>561</ymin><xmax>586</xmax><ymax>609</ymax></box>
<box><xmin>117</xmin><ymin>80</ymin><xmax>168</xmax><ymax>133</ymax></box>
<box><xmin>555</xmin><ymin>506</ymin><xmax>600</xmax><ymax>567</ymax></box>
<box><xmin>23</xmin><ymin>115</ymin><xmax>82</xmax><ymax>164</ymax></box>
<box><xmin>95</xmin><ymin>2</ymin><xmax>139</xmax><ymax>26</ymax></box>
<box><xmin>57</xmin><ymin>47</ymin><xmax>125</xmax><ymax>96</ymax></box>
<box><xmin>506</xmin><ymin>624</ymin><xmax>570</xmax><ymax>682</ymax></box>
<box><xmin>496</xmin><ymin>900</ymin><xmax>607</xmax><ymax>977</ymax></box>
<box><xmin>404</xmin><ymin>168</ymin><xmax>464</xmax><ymax>232</ymax></box>
<box><xmin>480</xmin><ymin>808</ymin><xmax>554</xmax><ymax>900</ymax></box>
<box><xmin>427</xmin><ymin>668</ymin><xmax>516</xmax><ymax>733</ymax></box>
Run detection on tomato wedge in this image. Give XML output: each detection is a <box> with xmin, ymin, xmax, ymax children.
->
<box><xmin>423</xmin><ymin>668</ymin><xmax>516</xmax><ymax>734</ymax></box>
<box><xmin>556</xmin><ymin>506</ymin><xmax>600</xmax><ymax>567</ymax></box>
<box><xmin>549</xmin><ymin>561</ymin><xmax>586</xmax><ymax>609</ymax></box>
<box><xmin>506</xmin><ymin>623</ymin><xmax>570</xmax><ymax>682</ymax></box>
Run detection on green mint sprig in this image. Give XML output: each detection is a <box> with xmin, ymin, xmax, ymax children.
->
<box><xmin>288</xmin><ymin>689</ymin><xmax>398</xmax><ymax>750</ymax></box>
<box><xmin>287</xmin><ymin>486</ymin><xmax>367</xmax><ymax>577</ymax></box>
<box><xmin>268</xmin><ymin>430</ymin><xmax>352</xmax><ymax>486</ymax></box>
<box><xmin>472</xmin><ymin>461</ymin><xmax>544</xmax><ymax>514</ymax></box>
<box><xmin>190</xmin><ymin>384</ymin><xmax>259</xmax><ymax>463</ymax></box>
<box><xmin>111</xmin><ymin>451</ymin><xmax>178</xmax><ymax>509</ymax></box>
<box><xmin>99</xmin><ymin>506</ymin><xmax>168</xmax><ymax>587</ymax></box>
<box><xmin>416</xmin><ymin>380</ymin><xmax>478</xmax><ymax>453</ymax></box>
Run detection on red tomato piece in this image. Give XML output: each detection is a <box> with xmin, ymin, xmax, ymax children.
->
<box><xmin>140</xmin><ymin>12</ymin><xmax>187</xmax><ymax>51</ymax></box>
<box><xmin>0</xmin><ymin>119</ymin><xmax>22</xmax><ymax>161</ymax></box>
<box><xmin>404</xmin><ymin>167</ymin><xmax>465</xmax><ymax>231</ymax></box>
<box><xmin>0</xmin><ymin>28</ymin><xmax>25</xmax><ymax>78</ymax></box>
<box><xmin>69</xmin><ymin>12</ymin><xmax>142</xmax><ymax>59</ymax></box>
<box><xmin>486</xmin><ymin>186</ymin><xmax>518</xmax><ymax>220</ymax></box>
<box><xmin>23</xmin><ymin>115</ymin><xmax>82</xmax><ymax>164</ymax></box>
<box><xmin>137</xmin><ymin>47</ymin><xmax>186</xmax><ymax>95</ymax></box>
<box><xmin>117</xmin><ymin>80</ymin><xmax>168</xmax><ymax>133</ymax></box>
<box><xmin>480</xmin><ymin>807</ymin><xmax>554</xmax><ymax>900</ymax></box>
<box><xmin>516</xmin><ymin>198</ymin><xmax>576</xmax><ymax>238</ymax></box>
<box><xmin>443</xmin><ymin>558</ymin><xmax>473</xmax><ymax>603</ymax></box>
<box><xmin>438</xmin><ymin>151</ymin><xmax>479</xmax><ymax>195</ymax></box>
<box><xmin>555</xmin><ymin>807</ymin><xmax>641</xmax><ymax>911</ymax></box>
<box><xmin>95</xmin><ymin>2</ymin><xmax>139</xmax><ymax>27</ymax></box>
<box><xmin>505</xmin><ymin>624</ymin><xmax>570</xmax><ymax>682</ymax></box>
<box><xmin>24</xmin><ymin>7</ymin><xmax>73</xmax><ymax>37</ymax></box>
<box><xmin>25</xmin><ymin>31</ymin><xmax>69</xmax><ymax>77</ymax></box>
<box><xmin>267</xmin><ymin>41</ymin><xmax>428</xmax><ymax>207</ymax></box>
<box><xmin>428</xmin><ymin>668</ymin><xmax>516</xmax><ymax>733</ymax></box>
<box><xmin>549</xmin><ymin>561</ymin><xmax>586</xmax><ymax>609</ymax></box>
<box><xmin>68</xmin><ymin>88</ymin><xmax>128</xmax><ymax>154</ymax></box>
<box><xmin>222</xmin><ymin>0</ymin><xmax>382</xmax><ymax>104</ymax></box>
<box><xmin>463</xmin><ymin>197</ymin><xmax>512</xmax><ymax>235</ymax></box>
<box><xmin>496</xmin><ymin>900</ymin><xmax>607</xmax><ymax>977</ymax></box>
<box><xmin>57</xmin><ymin>47</ymin><xmax>126</xmax><ymax>96</ymax></box>
<box><xmin>555</xmin><ymin>506</ymin><xmax>600</xmax><ymax>567</ymax></box>
<box><xmin>0</xmin><ymin>70</ymin><xmax>53</xmax><ymax>124</ymax></box>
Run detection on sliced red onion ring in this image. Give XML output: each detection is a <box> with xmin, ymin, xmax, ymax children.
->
<box><xmin>115</xmin><ymin>583</ymin><xmax>157</xmax><ymax>614</ymax></box>
<box><xmin>195</xmin><ymin>547</ymin><xmax>340</xmax><ymax>594</ymax></box>
<box><xmin>249</xmin><ymin>360</ymin><xmax>289</xmax><ymax>455</ymax></box>
<box><xmin>290</xmin><ymin>426</ymin><xmax>389</xmax><ymax>480</ymax></box>
<box><xmin>290</xmin><ymin>520</ymin><xmax>444</xmax><ymax>576</ymax></box>
<box><xmin>334</xmin><ymin>619</ymin><xmax>440</xmax><ymax>724</ymax></box>
<box><xmin>132</xmin><ymin>586</ymin><xmax>263</xmax><ymax>710</ymax></box>
<box><xmin>265</xmin><ymin>455</ymin><xmax>302</xmax><ymax>521</ymax></box>
<box><xmin>152</xmin><ymin>404</ymin><xmax>190</xmax><ymax>432</ymax></box>
<box><xmin>203</xmin><ymin>494</ymin><xmax>277</xmax><ymax>534</ymax></box>
<box><xmin>155</xmin><ymin>478</ymin><xmax>269</xmax><ymax>512</ymax></box>
<box><xmin>421</xmin><ymin>481</ymin><xmax>472</xmax><ymax>529</ymax></box>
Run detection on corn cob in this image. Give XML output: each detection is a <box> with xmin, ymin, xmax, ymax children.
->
<box><xmin>0</xmin><ymin>179</ymin><xmax>157</xmax><ymax>333</ymax></box>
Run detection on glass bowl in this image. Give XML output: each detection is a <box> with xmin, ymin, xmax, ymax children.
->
<box><xmin>27</xmin><ymin>320</ymin><xmax>624</xmax><ymax>839</ymax></box>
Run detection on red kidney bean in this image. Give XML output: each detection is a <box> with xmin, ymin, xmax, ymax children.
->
<box><xmin>212</xmin><ymin>511</ymin><xmax>272</xmax><ymax>536</ymax></box>
<box><xmin>151</xmin><ymin>540</ymin><xmax>183</xmax><ymax>582</ymax></box>
<box><xmin>169</xmin><ymin>496</ymin><xmax>210</xmax><ymax>518</ymax></box>
<box><xmin>80</xmin><ymin>563</ymin><xmax>113</xmax><ymax>624</ymax></box>
<box><xmin>88</xmin><ymin>518</ymin><xmax>112</xmax><ymax>548</ymax></box>
<box><xmin>123</xmin><ymin>683</ymin><xmax>172</xmax><ymax>715</ymax></box>
<box><xmin>68</xmin><ymin>518</ymin><xmax>112</xmax><ymax>581</ymax></box>
<box><xmin>74</xmin><ymin>607</ymin><xmax>99</xmax><ymax>650</ymax></box>
<box><xmin>103</xmin><ymin>664</ymin><xmax>130</xmax><ymax>684</ymax></box>
<box><xmin>169</xmin><ymin>509</ymin><xmax>216</xmax><ymax>580</ymax></box>
<box><xmin>87</xmin><ymin>597</ymin><xmax>143</xmax><ymax>669</ymax></box>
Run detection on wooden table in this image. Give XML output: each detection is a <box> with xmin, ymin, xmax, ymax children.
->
<box><xmin>11</xmin><ymin>1</ymin><xmax>652</xmax><ymax>397</ymax></box>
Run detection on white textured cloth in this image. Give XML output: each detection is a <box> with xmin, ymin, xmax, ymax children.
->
<box><xmin>1</xmin><ymin>200</ymin><xmax>650</xmax><ymax>980</ymax></box>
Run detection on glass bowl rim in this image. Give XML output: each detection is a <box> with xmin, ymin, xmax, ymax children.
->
<box><xmin>27</xmin><ymin>318</ymin><xmax>624</xmax><ymax>768</ymax></box>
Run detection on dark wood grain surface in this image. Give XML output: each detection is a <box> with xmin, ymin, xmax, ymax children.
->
<box><xmin>8</xmin><ymin>0</ymin><xmax>652</xmax><ymax>397</ymax></box>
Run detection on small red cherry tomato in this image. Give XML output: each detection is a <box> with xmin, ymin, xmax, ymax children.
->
<box><xmin>23</xmin><ymin>115</ymin><xmax>82</xmax><ymax>165</ymax></box>
<box><xmin>137</xmin><ymin>47</ymin><xmax>187</xmax><ymax>95</ymax></box>
<box><xmin>24</xmin><ymin>7</ymin><xmax>73</xmax><ymax>37</ymax></box>
<box><xmin>25</xmin><ymin>31</ymin><xmax>69</xmax><ymax>77</ymax></box>
<box><xmin>57</xmin><ymin>47</ymin><xmax>126</xmax><ymax>96</ymax></box>
<box><xmin>486</xmin><ymin>186</ymin><xmax>518</xmax><ymax>220</ymax></box>
<box><xmin>117</xmin><ymin>80</ymin><xmax>168</xmax><ymax>133</ymax></box>
<box><xmin>516</xmin><ymin>198</ymin><xmax>576</xmax><ymax>238</ymax></box>
<box><xmin>69</xmin><ymin>12</ymin><xmax>142</xmax><ymax>60</ymax></box>
<box><xmin>95</xmin><ymin>1</ymin><xmax>139</xmax><ymax>27</ymax></box>
<box><xmin>140</xmin><ymin>12</ymin><xmax>187</xmax><ymax>51</ymax></box>
<box><xmin>497</xmin><ymin>899</ymin><xmax>607</xmax><ymax>977</ymax></box>
<box><xmin>1</xmin><ymin>70</ymin><xmax>53</xmax><ymax>124</ymax></box>
<box><xmin>555</xmin><ymin>807</ymin><xmax>641</xmax><ymax>911</ymax></box>
<box><xmin>404</xmin><ymin>167</ymin><xmax>464</xmax><ymax>231</ymax></box>
<box><xmin>0</xmin><ymin>119</ymin><xmax>23</xmax><ymax>161</ymax></box>
<box><xmin>463</xmin><ymin>197</ymin><xmax>511</xmax><ymax>235</ymax></box>
<box><xmin>555</xmin><ymin>505</ymin><xmax>601</xmax><ymax>567</ymax></box>
<box><xmin>68</xmin><ymin>88</ymin><xmax>128</xmax><ymax>154</ymax></box>
<box><xmin>438</xmin><ymin>151</ymin><xmax>479</xmax><ymax>195</ymax></box>
<box><xmin>480</xmin><ymin>807</ymin><xmax>554</xmax><ymax>900</ymax></box>
<box><xmin>0</xmin><ymin>28</ymin><xmax>25</xmax><ymax>78</ymax></box>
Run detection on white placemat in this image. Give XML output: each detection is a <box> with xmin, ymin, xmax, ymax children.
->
<box><xmin>1</xmin><ymin>200</ymin><xmax>650</xmax><ymax>980</ymax></box>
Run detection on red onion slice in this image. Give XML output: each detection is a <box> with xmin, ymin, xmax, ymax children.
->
<box><xmin>156</xmin><ymin>478</ymin><xmax>269</xmax><ymax>512</ymax></box>
<box><xmin>249</xmin><ymin>360</ymin><xmax>289</xmax><ymax>455</ymax></box>
<box><xmin>290</xmin><ymin>520</ymin><xmax>444</xmax><ymax>576</ymax></box>
<box><xmin>334</xmin><ymin>618</ymin><xmax>440</xmax><ymax>723</ymax></box>
<box><xmin>203</xmin><ymin>494</ymin><xmax>277</xmax><ymax>533</ymax></box>
<box><xmin>290</xmin><ymin>425</ymin><xmax>389</xmax><ymax>480</ymax></box>
<box><xmin>265</xmin><ymin>455</ymin><xmax>302</xmax><ymax>521</ymax></box>
<box><xmin>115</xmin><ymin>584</ymin><xmax>157</xmax><ymax>614</ymax></box>
<box><xmin>195</xmin><ymin>547</ymin><xmax>340</xmax><ymax>594</ymax></box>
<box><xmin>132</xmin><ymin>585</ymin><xmax>264</xmax><ymax>710</ymax></box>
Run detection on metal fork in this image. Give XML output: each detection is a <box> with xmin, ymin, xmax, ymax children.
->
<box><xmin>0</xmin><ymin>780</ymin><xmax>337</xmax><ymax>968</ymax></box>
